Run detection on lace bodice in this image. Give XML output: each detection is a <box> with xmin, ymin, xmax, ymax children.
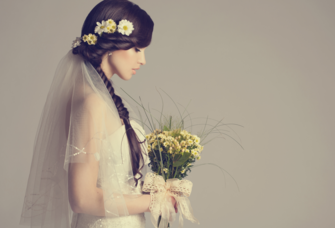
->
<box><xmin>71</xmin><ymin>120</ymin><xmax>148</xmax><ymax>228</ymax></box>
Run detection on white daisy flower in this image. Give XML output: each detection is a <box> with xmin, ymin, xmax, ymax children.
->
<box><xmin>72</xmin><ymin>37</ymin><xmax>81</xmax><ymax>48</ymax></box>
<box><xmin>117</xmin><ymin>19</ymin><xmax>134</xmax><ymax>36</ymax></box>
<box><xmin>95</xmin><ymin>20</ymin><xmax>108</xmax><ymax>36</ymax></box>
<box><xmin>194</xmin><ymin>136</ymin><xmax>200</xmax><ymax>144</ymax></box>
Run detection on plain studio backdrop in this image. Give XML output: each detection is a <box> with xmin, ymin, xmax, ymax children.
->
<box><xmin>0</xmin><ymin>0</ymin><xmax>334</xmax><ymax>227</ymax></box>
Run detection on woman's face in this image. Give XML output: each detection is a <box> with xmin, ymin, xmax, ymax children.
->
<box><xmin>101</xmin><ymin>46</ymin><xmax>146</xmax><ymax>81</ymax></box>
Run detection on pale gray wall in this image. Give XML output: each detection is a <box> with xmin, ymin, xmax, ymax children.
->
<box><xmin>1</xmin><ymin>0</ymin><xmax>334</xmax><ymax>227</ymax></box>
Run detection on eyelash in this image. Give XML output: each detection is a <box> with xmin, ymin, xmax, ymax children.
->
<box><xmin>135</xmin><ymin>48</ymin><xmax>141</xmax><ymax>52</ymax></box>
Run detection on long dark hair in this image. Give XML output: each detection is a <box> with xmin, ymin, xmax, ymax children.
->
<box><xmin>72</xmin><ymin>0</ymin><xmax>154</xmax><ymax>186</ymax></box>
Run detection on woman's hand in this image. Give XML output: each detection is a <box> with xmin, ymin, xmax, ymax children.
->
<box><xmin>169</xmin><ymin>195</ymin><xmax>178</xmax><ymax>213</ymax></box>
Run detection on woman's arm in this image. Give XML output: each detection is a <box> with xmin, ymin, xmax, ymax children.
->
<box><xmin>67</xmin><ymin>96</ymin><xmax>151</xmax><ymax>216</ymax></box>
<box><xmin>68</xmin><ymin>160</ymin><xmax>151</xmax><ymax>216</ymax></box>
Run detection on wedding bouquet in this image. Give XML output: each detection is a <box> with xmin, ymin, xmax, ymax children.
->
<box><xmin>142</xmin><ymin>126</ymin><xmax>201</xmax><ymax>228</ymax></box>
<box><xmin>121</xmin><ymin>88</ymin><xmax>243</xmax><ymax>228</ymax></box>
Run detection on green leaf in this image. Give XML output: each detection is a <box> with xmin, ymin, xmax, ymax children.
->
<box><xmin>173</xmin><ymin>152</ymin><xmax>192</xmax><ymax>167</ymax></box>
<box><xmin>173</xmin><ymin>154</ymin><xmax>182</xmax><ymax>162</ymax></box>
<box><xmin>163</xmin><ymin>125</ymin><xmax>169</xmax><ymax>131</ymax></box>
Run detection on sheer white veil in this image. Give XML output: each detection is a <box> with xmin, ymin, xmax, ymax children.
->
<box><xmin>20</xmin><ymin>50</ymin><xmax>149</xmax><ymax>228</ymax></box>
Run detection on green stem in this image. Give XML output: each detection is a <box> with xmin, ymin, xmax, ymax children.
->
<box><xmin>173</xmin><ymin>166</ymin><xmax>179</xmax><ymax>178</ymax></box>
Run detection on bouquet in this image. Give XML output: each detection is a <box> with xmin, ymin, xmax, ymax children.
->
<box><xmin>143</xmin><ymin>127</ymin><xmax>201</xmax><ymax>228</ymax></box>
<box><xmin>121</xmin><ymin>89</ymin><xmax>243</xmax><ymax>228</ymax></box>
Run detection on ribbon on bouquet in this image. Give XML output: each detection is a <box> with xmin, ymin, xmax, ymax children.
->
<box><xmin>142</xmin><ymin>172</ymin><xmax>199</xmax><ymax>228</ymax></box>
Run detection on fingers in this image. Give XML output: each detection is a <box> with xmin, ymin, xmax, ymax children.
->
<box><xmin>170</xmin><ymin>196</ymin><xmax>178</xmax><ymax>213</ymax></box>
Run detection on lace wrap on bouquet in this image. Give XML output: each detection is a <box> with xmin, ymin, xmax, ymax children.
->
<box><xmin>142</xmin><ymin>173</ymin><xmax>199</xmax><ymax>228</ymax></box>
<box><xmin>20</xmin><ymin>50</ymin><xmax>149</xmax><ymax>228</ymax></box>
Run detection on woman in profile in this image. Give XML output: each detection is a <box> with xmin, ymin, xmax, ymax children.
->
<box><xmin>20</xmin><ymin>1</ymin><xmax>177</xmax><ymax>227</ymax></box>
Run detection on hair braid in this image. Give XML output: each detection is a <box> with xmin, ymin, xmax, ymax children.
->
<box><xmin>95</xmin><ymin>66</ymin><xmax>145</xmax><ymax>186</ymax></box>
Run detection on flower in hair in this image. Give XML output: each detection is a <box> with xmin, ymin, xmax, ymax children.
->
<box><xmin>77</xmin><ymin>19</ymin><xmax>134</xmax><ymax>47</ymax></box>
<box><xmin>95</xmin><ymin>20</ymin><xmax>108</xmax><ymax>36</ymax></box>
<box><xmin>72</xmin><ymin>37</ymin><xmax>82</xmax><ymax>48</ymax></box>
<box><xmin>106</xmin><ymin>19</ymin><xmax>117</xmax><ymax>33</ymax></box>
<box><xmin>117</xmin><ymin>19</ymin><xmax>134</xmax><ymax>36</ymax></box>
<box><xmin>83</xmin><ymin>33</ymin><xmax>97</xmax><ymax>45</ymax></box>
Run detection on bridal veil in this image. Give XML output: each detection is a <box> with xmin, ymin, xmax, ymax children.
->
<box><xmin>20</xmin><ymin>50</ymin><xmax>148</xmax><ymax>228</ymax></box>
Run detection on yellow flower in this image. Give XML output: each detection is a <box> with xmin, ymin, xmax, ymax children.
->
<box><xmin>84</xmin><ymin>33</ymin><xmax>97</xmax><ymax>45</ymax></box>
<box><xmin>89</xmin><ymin>34</ymin><xmax>97</xmax><ymax>41</ymax></box>
<box><xmin>196</xmin><ymin>156</ymin><xmax>201</xmax><ymax>160</ymax></box>
<box><xmin>158</xmin><ymin>134</ymin><xmax>165</xmax><ymax>139</ymax></box>
<box><xmin>82</xmin><ymin>35</ymin><xmax>88</xmax><ymax>42</ymax></box>
<box><xmin>106</xmin><ymin>19</ymin><xmax>117</xmax><ymax>33</ymax></box>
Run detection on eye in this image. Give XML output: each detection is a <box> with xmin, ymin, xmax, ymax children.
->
<box><xmin>135</xmin><ymin>47</ymin><xmax>141</xmax><ymax>52</ymax></box>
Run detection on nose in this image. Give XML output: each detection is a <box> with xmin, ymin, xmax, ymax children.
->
<box><xmin>138</xmin><ymin>51</ymin><xmax>146</xmax><ymax>66</ymax></box>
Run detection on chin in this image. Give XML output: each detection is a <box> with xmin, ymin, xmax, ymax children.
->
<box><xmin>123</xmin><ymin>76</ymin><xmax>132</xmax><ymax>81</ymax></box>
<box><xmin>117</xmin><ymin>73</ymin><xmax>132</xmax><ymax>81</ymax></box>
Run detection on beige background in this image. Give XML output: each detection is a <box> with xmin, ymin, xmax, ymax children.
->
<box><xmin>1</xmin><ymin>0</ymin><xmax>334</xmax><ymax>227</ymax></box>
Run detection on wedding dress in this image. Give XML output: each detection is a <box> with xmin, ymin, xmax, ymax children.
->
<box><xmin>20</xmin><ymin>50</ymin><xmax>149</xmax><ymax>228</ymax></box>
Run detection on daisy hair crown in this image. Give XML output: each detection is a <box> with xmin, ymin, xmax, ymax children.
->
<box><xmin>72</xmin><ymin>19</ymin><xmax>134</xmax><ymax>48</ymax></box>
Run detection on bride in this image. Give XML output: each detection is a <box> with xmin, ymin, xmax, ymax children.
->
<box><xmin>20</xmin><ymin>0</ymin><xmax>177</xmax><ymax>227</ymax></box>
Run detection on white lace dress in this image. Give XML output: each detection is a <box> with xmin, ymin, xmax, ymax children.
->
<box><xmin>70</xmin><ymin>120</ymin><xmax>148</xmax><ymax>228</ymax></box>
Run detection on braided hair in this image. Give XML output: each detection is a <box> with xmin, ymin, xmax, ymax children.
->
<box><xmin>72</xmin><ymin>0</ymin><xmax>154</xmax><ymax>186</ymax></box>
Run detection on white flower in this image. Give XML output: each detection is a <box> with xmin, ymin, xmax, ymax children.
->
<box><xmin>194</xmin><ymin>136</ymin><xmax>200</xmax><ymax>144</ymax></box>
<box><xmin>163</xmin><ymin>168</ymin><xmax>169</xmax><ymax>173</ymax></box>
<box><xmin>72</xmin><ymin>37</ymin><xmax>81</xmax><ymax>48</ymax></box>
<box><xmin>118</xmin><ymin>19</ymin><xmax>134</xmax><ymax>36</ymax></box>
<box><xmin>95</xmin><ymin>20</ymin><xmax>108</xmax><ymax>36</ymax></box>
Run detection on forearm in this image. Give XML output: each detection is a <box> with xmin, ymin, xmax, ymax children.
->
<box><xmin>72</xmin><ymin>187</ymin><xmax>150</xmax><ymax>216</ymax></box>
